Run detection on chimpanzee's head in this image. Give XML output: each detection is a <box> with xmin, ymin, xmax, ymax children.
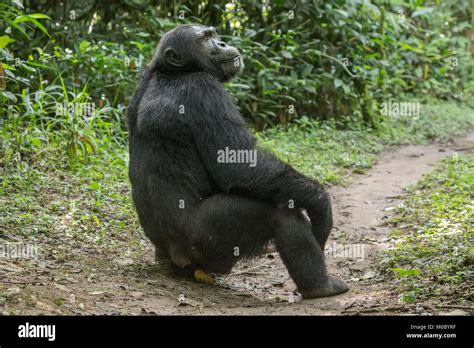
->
<box><xmin>152</xmin><ymin>24</ymin><xmax>244</xmax><ymax>82</ymax></box>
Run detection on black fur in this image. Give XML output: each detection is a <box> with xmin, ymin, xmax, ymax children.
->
<box><xmin>128</xmin><ymin>25</ymin><xmax>349</xmax><ymax>298</ymax></box>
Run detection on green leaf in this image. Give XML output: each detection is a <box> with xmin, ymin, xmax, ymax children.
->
<box><xmin>263</xmin><ymin>89</ymin><xmax>277</xmax><ymax>96</ymax></box>
<box><xmin>0</xmin><ymin>35</ymin><xmax>16</xmax><ymax>49</ymax></box>
<box><xmin>391</xmin><ymin>268</ymin><xmax>421</xmax><ymax>278</ymax></box>
<box><xmin>342</xmin><ymin>84</ymin><xmax>350</xmax><ymax>94</ymax></box>
<box><xmin>228</xmin><ymin>83</ymin><xmax>251</xmax><ymax>90</ymax></box>
<box><xmin>14</xmin><ymin>15</ymin><xmax>51</xmax><ymax>37</ymax></box>
<box><xmin>302</xmin><ymin>64</ymin><xmax>313</xmax><ymax>78</ymax></box>
<box><xmin>130</xmin><ymin>41</ymin><xmax>145</xmax><ymax>50</ymax></box>
<box><xmin>89</xmin><ymin>182</ymin><xmax>100</xmax><ymax>191</ymax></box>
<box><xmin>334</xmin><ymin>9</ymin><xmax>349</xmax><ymax>18</ymax></box>
<box><xmin>334</xmin><ymin>78</ymin><xmax>343</xmax><ymax>88</ymax></box>
<box><xmin>3</xmin><ymin>18</ymin><xmax>28</xmax><ymax>38</ymax></box>
<box><xmin>79</xmin><ymin>41</ymin><xmax>90</xmax><ymax>53</ymax></box>
<box><xmin>281</xmin><ymin>51</ymin><xmax>293</xmax><ymax>59</ymax></box>
<box><xmin>399</xmin><ymin>43</ymin><xmax>424</xmax><ymax>54</ymax></box>
<box><xmin>1</xmin><ymin>63</ymin><xmax>16</xmax><ymax>71</ymax></box>
<box><xmin>1</xmin><ymin>91</ymin><xmax>17</xmax><ymax>102</ymax></box>
<box><xmin>28</xmin><ymin>13</ymin><xmax>51</xmax><ymax>19</ymax></box>
<box><xmin>25</xmin><ymin>61</ymin><xmax>52</xmax><ymax>70</ymax></box>
<box><xmin>411</xmin><ymin>7</ymin><xmax>434</xmax><ymax>18</ymax></box>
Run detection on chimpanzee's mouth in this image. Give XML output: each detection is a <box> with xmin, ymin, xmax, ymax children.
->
<box><xmin>222</xmin><ymin>54</ymin><xmax>244</xmax><ymax>79</ymax></box>
<box><xmin>225</xmin><ymin>55</ymin><xmax>241</xmax><ymax>62</ymax></box>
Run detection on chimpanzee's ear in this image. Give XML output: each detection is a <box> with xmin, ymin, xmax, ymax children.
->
<box><xmin>164</xmin><ymin>47</ymin><xmax>185</xmax><ymax>67</ymax></box>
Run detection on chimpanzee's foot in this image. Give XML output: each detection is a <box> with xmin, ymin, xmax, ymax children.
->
<box><xmin>194</xmin><ymin>269</ymin><xmax>215</xmax><ymax>285</ymax></box>
<box><xmin>300</xmin><ymin>275</ymin><xmax>349</xmax><ymax>299</ymax></box>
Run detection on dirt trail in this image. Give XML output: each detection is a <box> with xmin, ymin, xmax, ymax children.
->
<box><xmin>3</xmin><ymin>131</ymin><xmax>473</xmax><ymax>315</ymax></box>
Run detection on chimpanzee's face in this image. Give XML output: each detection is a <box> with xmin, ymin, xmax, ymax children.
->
<box><xmin>192</xmin><ymin>25</ymin><xmax>243</xmax><ymax>81</ymax></box>
<box><xmin>160</xmin><ymin>24</ymin><xmax>244</xmax><ymax>82</ymax></box>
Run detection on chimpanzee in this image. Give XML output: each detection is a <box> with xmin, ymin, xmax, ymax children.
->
<box><xmin>127</xmin><ymin>24</ymin><xmax>349</xmax><ymax>298</ymax></box>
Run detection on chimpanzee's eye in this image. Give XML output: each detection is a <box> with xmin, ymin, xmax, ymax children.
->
<box><xmin>202</xmin><ymin>29</ymin><xmax>214</xmax><ymax>40</ymax></box>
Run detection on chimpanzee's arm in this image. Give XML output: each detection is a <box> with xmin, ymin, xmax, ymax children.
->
<box><xmin>189</xmin><ymin>80</ymin><xmax>332</xmax><ymax>247</ymax></box>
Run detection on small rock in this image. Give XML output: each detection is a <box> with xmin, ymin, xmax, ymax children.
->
<box><xmin>113</xmin><ymin>257</ymin><xmax>134</xmax><ymax>266</ymax></box>
<box><xmin>363</xmin><ymin>271</ymin><xmax>376</xmax><ymax>279</ymax></box>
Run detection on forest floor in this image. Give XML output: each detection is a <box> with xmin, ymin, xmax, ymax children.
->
<box><xmin>2</xmin><ymin>130</ymin><xmax>473</xmax><ymax>316</ymax></box>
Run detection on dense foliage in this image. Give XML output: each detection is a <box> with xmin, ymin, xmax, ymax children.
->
<box><xmin>1</xmin><ymin>0</ymin><xmax>473</xmax><ymax>164</ymax></box>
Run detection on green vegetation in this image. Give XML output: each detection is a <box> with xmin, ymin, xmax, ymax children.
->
<box><xmin>1</xmin><ymin>1</ymin><xmax>473</xmax><ymax>142</ymax></box>
<box><xmin>381</xmin><ymin>153</ymin><xmax>474</xmax><ymax>304</ymax></box>
<box><xmin>1</xmin><ymin>1</ymin><xmax>473</xmax><ymax>171</ymax></box>
<box><xmin>0</xmin><ymin>139</ymin><xmax>143</xmax><ymax>259</ymax></box>
<box><xmin>259</xmin><ymin>101</ymin><xmax>474</xmax><ymax>184</ymax></box>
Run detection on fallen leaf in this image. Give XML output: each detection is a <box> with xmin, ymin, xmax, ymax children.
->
<box><xmin>194</xmin><ymin>269</ymin><xmax>214</xmax><ymax>285</ymax></box>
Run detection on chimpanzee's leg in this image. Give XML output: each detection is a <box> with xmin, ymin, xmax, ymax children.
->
<box><xmin>273</xmin><ymin>206</ymin><xmax>347</xmax><ymax>298</ymax></box>
<box><xmin>306</xmin><ymin>190</ymin><xmax>333</xmax><ymax>251</ymax></box>
<box><xmin>188</xmin><ymin>194</ymin><xmax>275</xmax><ymax>273</ymax></box>
<box><xmin>188</xmin><ymin>194</ymin><xmax>349</xmax><ymax>298</ymax></box>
